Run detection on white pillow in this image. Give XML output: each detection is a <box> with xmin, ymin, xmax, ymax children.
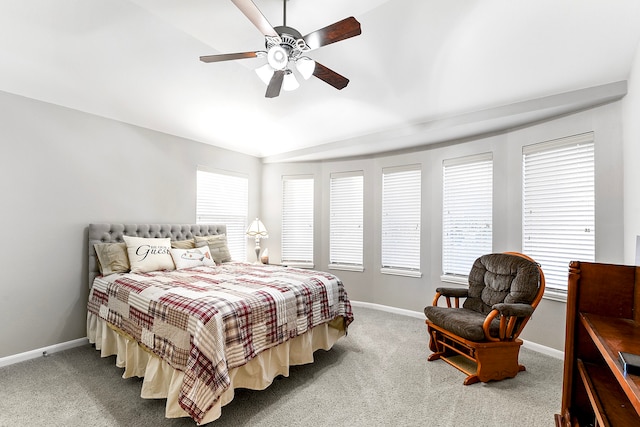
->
<box><xmin>123</xmin><ymin>236</ymin><xmax>175</xmax><ymax>273</ymax></box>
<box><xmin>170</xmin><ymin>246</ymin><xmax>215</xmax><ymax>270</ymax></box>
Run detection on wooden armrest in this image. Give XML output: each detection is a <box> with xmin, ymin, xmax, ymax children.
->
<box><xmin>492</xmin><ymin>303</ymin><xmax>534</xmax><ymax>318</ymax></box>
<box><xmin>432</xmin><ymin>288</ymin><xmax>468</xmax><ymax>308</ymax></box>
<box><xmin>483</xmin><ymin>303</ymin><xmax>534</xmax><ymax>342</ymax></box>
<box><xmin>435</xmin><ymin>287</ymin><xmax>469</xmax><ymax>298</ymax></box>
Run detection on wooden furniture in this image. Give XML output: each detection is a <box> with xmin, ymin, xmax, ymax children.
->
<box><xmin>555</xmin><ymin>261</ymin><xmax>640</xmax><ymax>426</ymax></box>
<box><xmin>424</xmin><ymin>252</ymin><xmax>545</xmax><ymax>385</ymax></box>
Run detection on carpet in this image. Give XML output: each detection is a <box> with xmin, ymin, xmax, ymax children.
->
<box><xmin>0</xmin><ymin>306</ymin><xmax>562</xmax><ymax>426</ymax></box>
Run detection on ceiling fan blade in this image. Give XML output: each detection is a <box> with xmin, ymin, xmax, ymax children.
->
<box><xmin>266</xmin><ymin>70</ymin><xmax>285</xmax><ymax>98</ymax></box>
<box><xmin>313</xmin><ymin>62</ymin><xmax>349</xmax><ymax>90</ymax></box>
<box><xmin>199</xmin><ymin>52</ymin><xmax>260</xmax><ymax>63</ymax></box>
<box><xmin>303</xmin><ymin>17</ymin><xmax>362</xmax><ymax>50</ymax></box>
<box><xmin>231</xmin><ymin>0</ymin><xmax>280</xmax><ymax>39</ymax></box>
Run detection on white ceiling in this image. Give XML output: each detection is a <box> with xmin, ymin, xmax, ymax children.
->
<box><xmin>1</xmin><ymin>0</ymin><xmax>639</xmax><ymax>162</ymax></box>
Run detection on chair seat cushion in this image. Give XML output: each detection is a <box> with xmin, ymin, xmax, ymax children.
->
<box><xmin>424</xmin><ymin>306</ymin><xmax>499</xmax><ymax>341</ymax></box>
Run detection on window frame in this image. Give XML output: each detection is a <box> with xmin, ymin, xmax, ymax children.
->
<box><xmin>381</xmin><ymin>164</ymin><xmax>422</xmax><ymax>278</ymax></box>
<box><xmin>441</xmin><ymin>153</ymin><xmax>493</xmax><ymax>282</ymax></box>
<box><xmin>281</xmin><ymin>175</ymin><xmax>315</xmax><ymax>268</ymax></box>
<box><xmin>329</xmin><ymin>171</ymin><xmax>364</xmax><ymax>272</ymax></box>
<box><xmin>522</xmin><ymin>132</ymin><xmax>595</xmax><ymax>300</ymax></box>
<box><xmin>196</xmin><ymin>167</ymin><xmax>248</xmax><ymax>261</ymax></box>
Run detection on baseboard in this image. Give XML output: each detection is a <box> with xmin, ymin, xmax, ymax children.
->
<box><xmin>351</xmin><ymin>300</ymin><xmax>565</xmax><ymax>359</ymax></box>
<box><xmin>0</xmin><ymin>337</ymin><xmax>89</xmax><ymax>369</ymax></box>
<box><xmin>351</xmin><ymin>300</ymin><xmax>425</xmax><ymax>319</ymax></box>
<box><xmin>521</xmin><ymin>339</ymin><xmax>564</xmax><ymax>360</ymax></box>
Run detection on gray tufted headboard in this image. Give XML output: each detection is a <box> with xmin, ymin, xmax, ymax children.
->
<box><xmin>88</xmin><ymin>223</ymin><xmax>227</xmax><ymax>287</ymax></box>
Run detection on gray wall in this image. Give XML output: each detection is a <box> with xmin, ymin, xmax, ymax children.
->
<box><xmin>261</xmin><ymin>101</ymin><xmax>625</xmax><ymax>352</ymax></box>
<box><xmin>0</xmin><ymin>86</ymin><xmax>626</xmax><ymax>359</ymax></box>
<box><xmin>624</xmin><ymin>40</ymin><xmax>640</xmax><ymax>264</ymax></box>
<box><xmin>0</xmin><ymin>90</ymin><xmax>262</xmax><ymax>358</ymax></box>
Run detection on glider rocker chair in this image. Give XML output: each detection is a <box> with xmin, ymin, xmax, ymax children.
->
<box><xmin>424</xmin><ymin>252</ymin><xmax>545</xmax><ymax>385</ymax></box>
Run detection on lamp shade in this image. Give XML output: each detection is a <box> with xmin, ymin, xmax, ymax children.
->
<box><xmin>283</xmin><ymin>71</ymin><xmax>299</xmax><ymax>92</ymax></box>
<box><xmin>295</xmin><ymin>57</ymin><xmax>316</xmax><ymax>80</ymax></box>
<box><xmin>246</xmin><ymin>218</ymin><xmax>269</xmax><ymax>238</ymax></box>
<box><xmin>255</xmin><ymin>63</ymin><xmax>274</xmax><ymax>85</ymax></box>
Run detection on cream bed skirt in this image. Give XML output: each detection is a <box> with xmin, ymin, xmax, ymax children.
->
<box><xmin>87</xmin><ymin>312</ymin><xmax>345</xmax><ymax>424</ymax></box>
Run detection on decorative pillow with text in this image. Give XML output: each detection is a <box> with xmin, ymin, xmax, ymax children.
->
<box><xmin>123</xmin><ymin>236</ymin><xmax>175</xmax><ymax>273</ymax></box>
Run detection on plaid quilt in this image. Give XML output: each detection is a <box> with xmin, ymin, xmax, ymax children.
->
<box><xmin>87</xmin><ymin>262</ymin><xmax>353</xmax><ymax>423</ymax></box>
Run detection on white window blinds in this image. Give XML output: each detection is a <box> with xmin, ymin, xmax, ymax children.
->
<box><xmin>522</xmin><ymin>132</ymin><xmax>595</xmax><ymax>295</ymax></box>
<box><xmin>196</xmin><ymin>168</ymin><xmax>248</xmax><ymax>261</ymax></box>
<box><xmin>381</xmin><ymin>165</ymin><xmax>421</xmax><ymax>276</ymax></box>
<box><xmin>442</xmin><ymin>153</ymin><xmax>493</xmax><ymax>277</ymax></box>
<box><xmin>329</xmin><ymin>171</ymin><xmax>364</xmax><ymax>270</ymax></box>
<box><xmin>282</xmin><ymin>176</ymin><xmax>314</xmax><ymax>267</ymax></box>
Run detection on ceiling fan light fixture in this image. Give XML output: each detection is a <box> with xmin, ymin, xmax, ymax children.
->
<box><xmin>255</xmin><ymin>63</ymin><xmax>274</xmax><ymax>85</ymax></box>
<box><xmin>295</xmin><ymin>57</ymin><xmax>315</xmax><ymax>80</ymax></box>
<box><xmin>267</xmin><ymin>45</ymin><xmax>288</xmax><ymax>70</ymax></box>
<box><xmin>283</xmin><ymin>70</ymin><xmax>300</xmax><ymax>91</ymax></box>
<box><xmin>199</xmin><ymin>0</ymin><xmax>362</xmax><ymax>98</ymax></box>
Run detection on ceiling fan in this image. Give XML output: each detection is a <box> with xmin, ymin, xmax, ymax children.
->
<box><xmin>200</xmin><ymin>0</ymin><xmax>362</xmax><ymax>98</ymax></box>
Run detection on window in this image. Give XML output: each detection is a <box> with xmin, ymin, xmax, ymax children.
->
<box><xmin>381</xmin><ymin>165</ymin><xmax>421</xmax><ymax>277</ymax></box>
<box><xmin>442</xmin><ymin>153</ymin><xmax>493</xmax><ymax>279</ymax></box>
<box><xmin>523</xmin><ymin>132</ymin><xmax>595</xmax><ymax>297</ymax></box>
<box><xmin>196</xmin><ymin>168</ymin><xmax>248</xmax><ymax>261</ymax></box>
<box><xmin>282</xmin><ymin>176</ymin><xmax>314</xmax><ymax>268</ymax></box>
<box><xmin>329</xmin><ymin>171</ymin><xmax>364</xmax><ymax>271</ymax></box>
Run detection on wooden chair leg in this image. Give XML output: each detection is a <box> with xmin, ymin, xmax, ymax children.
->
<box><xmin>428</xmin><ymin>351</ymin><xmax>445</xmax><ymax>361</ymax></box>
<box><xmin>426</xmin><ymin>328</ymin><xmax>449</xmax><ymax>361</ymax></box>
<box><xmin>463</xmin><ymin>374</ymin><xmax>480</xmax><ymax>385</ymax></box>
<box><xmin>427</xmin><ymin>327</ymin><xmax>438</xmax><ymax>352</ymax></box>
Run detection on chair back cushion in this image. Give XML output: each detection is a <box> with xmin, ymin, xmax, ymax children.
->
<box><xmin>463</xmin><ymin>253</ymin><xmax>540</xmax><ymax>315</ymax></box>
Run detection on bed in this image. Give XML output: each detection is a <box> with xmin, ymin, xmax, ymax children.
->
<box><xmin>86</xmin><ymin>223</ymin><xmax>353</xmax><ymax>424</ymax></box>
